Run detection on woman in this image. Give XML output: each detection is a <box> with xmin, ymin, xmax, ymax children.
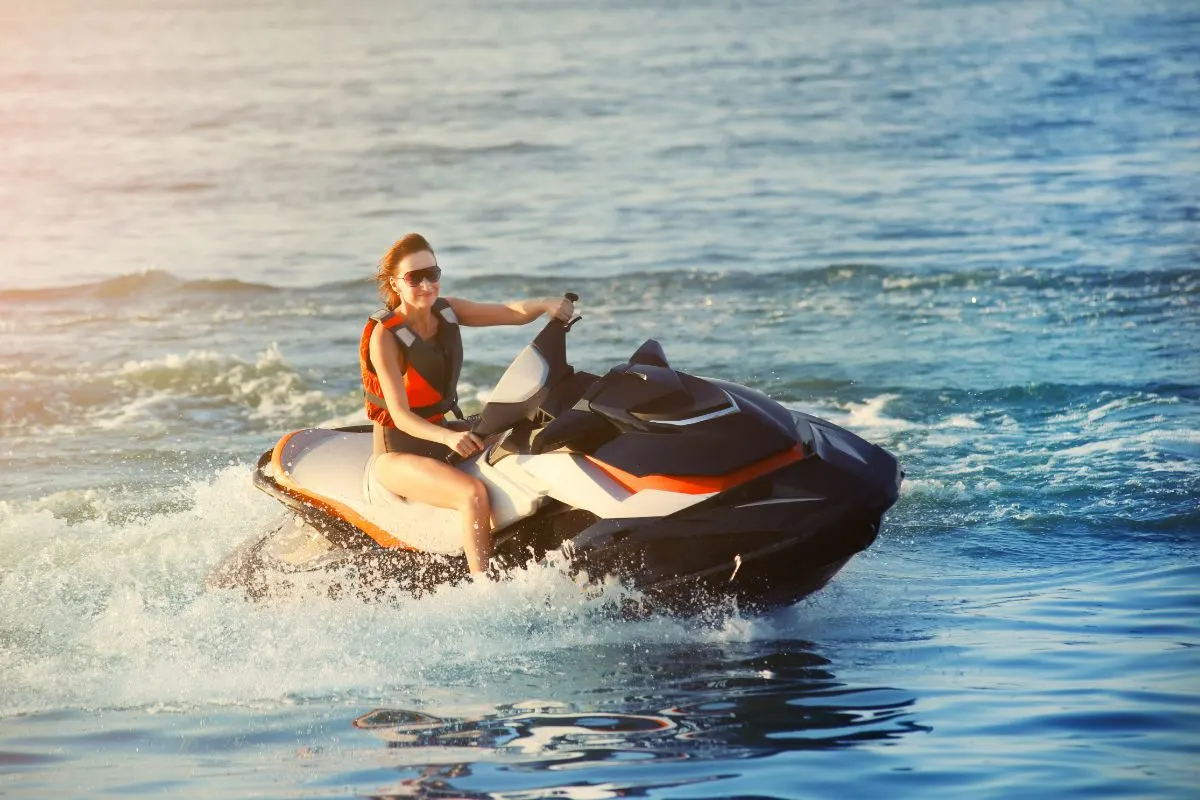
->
<box><xmin>359</xmin><ymin>233</ymin><xmax>574</xmax><ymax>574</ymax></box>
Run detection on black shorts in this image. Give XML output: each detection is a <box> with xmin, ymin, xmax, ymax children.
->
<box><xmin>373</xmin><ymin>423</ymin><xmax>453</xmax><ymax>461</ymax></box>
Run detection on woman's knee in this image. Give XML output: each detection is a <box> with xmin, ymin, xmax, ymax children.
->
<box><xmin>458</xmin><ymin>477</ymin><xmax>489</xmax><ymax>511</ymax></box>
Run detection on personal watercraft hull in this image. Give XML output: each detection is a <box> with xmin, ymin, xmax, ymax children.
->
<box><xmin>211</xmin><ymin>311</ymin><xmax>903</xmax><ymax>614</ymax></box>
<box><xmin>212</xmin><ymin>412</ymin><xmax>899</xmax><ymax>614</ymax></box>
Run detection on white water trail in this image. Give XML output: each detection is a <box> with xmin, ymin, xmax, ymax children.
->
<box><xmin>0</xmin><ymin>467</ymin><xmax>817</xmax><ymax>718</ymax></box>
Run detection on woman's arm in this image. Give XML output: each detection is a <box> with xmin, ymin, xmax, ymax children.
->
<box><xmin>447</xmin><ymin>296</ymin><xmax>573</xmax><ymax>327</ymax></box>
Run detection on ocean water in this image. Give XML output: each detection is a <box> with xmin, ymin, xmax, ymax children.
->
<box><xmin>2</xmin><ymin>0</ymin><xmax>1198</xmax><ymax>797</ymax></box>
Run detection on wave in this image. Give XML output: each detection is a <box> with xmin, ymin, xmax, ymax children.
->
<box><xmin>876</xmin><ymin>382</ymin><xmax>1200</xmax><ymax>552</ymax></box>
<box><xmin>0</xmin><ymin>270</ymin><xmax>179</xmax><ymax>302</ymax></box>
<box><xmin>0</xmin><ymin>270</ymin><xmax>281</xmax><ymax>303</ymax></box>
<box><xmin>878</xmin><ymin>265</ymin><xmax>1200</xmax><ymax>295</ymax></box>
<box><xmin>109</xmin><ymin>179</ymin><xmax>220</xmax><ymax>194</ymax></box>
<box><xmin>175</xmin><ymin>278</ymin><xmax>280</xmax><ymax>296</ymax></box>
<box><xmin>4</xmin><ymin>263</ymin><xmax>1195</xmax><ymax>306</ymax></box>
<box><xmin>773</xmin><ymin>379</ymin><xmax>1200</xmax><ymax>415</ymax></box>
<box><xmin>367</xmin><ymin>139</ymin><xmax>564</xmax><ymax>161</ymax></box>
<box><xmin>310</xmin><ymin>262</ymin><xmax>1200</xmax><ymax>304</ymax></box>
<box><xmin>0</xmin><ymin>345</ymin><xmax>355</xmax><ymax>434</ymax></box>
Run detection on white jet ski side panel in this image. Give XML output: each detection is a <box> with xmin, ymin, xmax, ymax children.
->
<box><xmin>270</xmin><ymin>428</ymin><xmax>551</xmax><ymax>555</ymax></box>
<box><xmin>513</xmin><ymin>452</ymin><xmax>715</xmax><ymax>519</ymax></box>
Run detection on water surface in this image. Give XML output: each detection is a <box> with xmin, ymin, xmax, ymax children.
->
<box><xmin>1</xmin><ymin>0</ymin><xmax>1198</xmax><ymax>797</ymax></box>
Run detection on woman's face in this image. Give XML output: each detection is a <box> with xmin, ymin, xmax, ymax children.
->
<box><xmin>393</xmin><ymin>250</ymin><xmax>440</xmax><ymax>309</ymax></box>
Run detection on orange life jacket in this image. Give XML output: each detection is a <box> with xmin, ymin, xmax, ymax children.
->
<box><xmin>359</xmin><ymin>299</ymin><xmax>463</xmax><ymax>426</ymax></box>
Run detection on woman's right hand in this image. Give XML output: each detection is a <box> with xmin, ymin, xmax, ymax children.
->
<box><xmin>543</xmin><ymin>295</ymin><xmax>575</xmax><ymax>322</ymax></box>
<box><xmin>443</xmin><ymin>428</ymin><xmax>484</xmax><ymax>457</ymax></box>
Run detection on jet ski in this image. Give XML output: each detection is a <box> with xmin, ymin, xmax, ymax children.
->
<box><xmin>210</xmin><ymin>296</ymin><xmax>903</xmax><ymax>613</ymax></box>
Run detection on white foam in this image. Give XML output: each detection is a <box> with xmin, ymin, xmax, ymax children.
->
<box><xmin>91</xmin><ymin>393</ymin><xmax>171</xmax><ymax>432</ymax></box>
<box><xmin>938</xmin><ymin>414</ymin><xmax>984</xmax><ymax>429</ymax></box>
<box><xmin>844</xmin><ymin>394</ymin><xmax>915</xmax><ymax>432</ymax></box>
<box><xmin>788</xmin><ymin>394</ymin><xmax>913</xmax><ymax>436</ymax></box>
<box><xmin>108</xmin><ymin>343</ymin><xmax>345</xmax><ymax>425</ymax></box>
<box><xmin>902</xmin><ymin>477</ymin><xmax>1003</xmax><ymax>500</ymax></box>
<box><xmin>0</xmin><ymin>466</ymin><xmax>790</xmax><ymax>717</ymax></box>
<box><xmin>316</xmin><ymin>408</ymin><xmax>371</xmax><ymax>428</ymax></box>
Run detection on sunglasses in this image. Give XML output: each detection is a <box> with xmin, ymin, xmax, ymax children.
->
<box><xmin>398</xmin><ymin>265</ymin><xmax>442</xmax><ymax>287</ymax></box>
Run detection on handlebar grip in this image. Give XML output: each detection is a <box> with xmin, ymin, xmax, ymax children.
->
<box><xmin>563</xmin><ymin>292</ymin><xmax>582</xmax><ymax>332</ymax></box>
<box><xmin>444</xmin><ymin>422</ymin><xmax>483</xmax><ymax>465</ymax></box>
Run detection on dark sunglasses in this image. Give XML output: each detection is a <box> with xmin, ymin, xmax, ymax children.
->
<box><xmin>399</xmin><ymin>265</ymin><xmax>442</xmax><ymax>287</ymax></box>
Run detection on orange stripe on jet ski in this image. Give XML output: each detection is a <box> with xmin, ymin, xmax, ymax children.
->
<box><xmin>270</xmin><ymin>431</ymin><xmax>415</xmax><ymax>550</ymax></box>
<box><xmin>586</xmin><ymin>444</ymin><xmax>804</xmax><ymax>495</ymax></box>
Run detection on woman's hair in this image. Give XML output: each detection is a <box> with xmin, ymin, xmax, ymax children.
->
<box><xmin>376</xmin><ymin>233</ymin><xmax>435</xmax><ymax>309</ymax></box>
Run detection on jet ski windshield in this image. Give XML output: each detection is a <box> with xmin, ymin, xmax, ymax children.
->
<box><xmin>489</xmin><ymin>345</ymin><xmax>549</xmax><ymax>405</ymax></box>
<box><xmin>473</xmin><ymin>307</ymin><xmax>578</xmax><ymax>439</ymax></box>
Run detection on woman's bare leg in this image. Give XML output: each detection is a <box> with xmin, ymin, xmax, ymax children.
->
<box><xmin>372</xmin><ymin>453</ymin><xmax>493</xmax><ymax>573</ymax></box>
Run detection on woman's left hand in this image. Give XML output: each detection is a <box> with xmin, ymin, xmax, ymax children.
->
<box><xmin>544</xmin><ymin>296</ymin><xmax>574</xmax><ymax>322</ymax></box>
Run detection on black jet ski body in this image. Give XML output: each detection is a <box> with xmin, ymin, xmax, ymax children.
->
<box><xmin>210</xmin><ymin>312</ymin><xmax>903</xmax><ymax>614</ymax></box>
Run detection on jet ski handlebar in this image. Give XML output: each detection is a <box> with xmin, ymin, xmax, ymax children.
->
<box><xmin>445</xmin><ymin>292</ymin><xmax>579</xmax><ymax>465</ymax></box>
<box><xmin>563</xmin><ymin>292</ymin><xmax>582</xmax><ymax>332</ymax></box>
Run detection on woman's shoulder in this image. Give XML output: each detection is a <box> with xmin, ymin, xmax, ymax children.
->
<box><xmin>370</xmin><ymin>321</ymin><xmax>406</xmax><ymax>367</ymax></box>
<box><xmin>369</xmin><ymin>317</ymin><xmax>396</xmax><ymax>347</ymax></box>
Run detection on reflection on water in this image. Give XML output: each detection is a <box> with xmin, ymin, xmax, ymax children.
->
<box><xmin>351</xmin><ymin>641</ymin><xmax>928</xmax><ymax>799</ymax></box>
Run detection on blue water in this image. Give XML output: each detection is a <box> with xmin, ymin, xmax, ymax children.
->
<box><xmin>1</xmin><ymin>0</ymin><xmax>1198</xmax><ymax>797</ymax></box>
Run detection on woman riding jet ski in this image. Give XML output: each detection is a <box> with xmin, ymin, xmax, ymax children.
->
<box><xmin>355</xmin><ymin>233</ymin><xmax>576</xmax><ymax>575</ymax></box>
<box><xmin>210</xmin><ymin>236</ymin><xmax>903</xmax><ymax>613</ymax></box>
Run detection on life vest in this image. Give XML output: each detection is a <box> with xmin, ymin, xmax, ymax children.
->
<box><xmin>359</xmin><ymin>298</ymin><xmax>463</xmax><ymax>426</ymax></box>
